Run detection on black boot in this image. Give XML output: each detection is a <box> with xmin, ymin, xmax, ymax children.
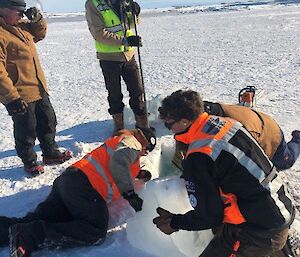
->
<box><xmin>9</xmin><ymin>221</ymin><xmax>46</xmax><ymax>257</ymax></box>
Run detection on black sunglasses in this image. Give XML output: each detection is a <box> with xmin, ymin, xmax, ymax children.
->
<box><xmin>164</xmin><ymin>120</ymin><xmax>178</xmax><ymax>130</ymax></box>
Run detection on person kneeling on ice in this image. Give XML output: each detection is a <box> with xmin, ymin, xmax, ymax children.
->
<box><xmin>0</xmin><ymin>128</ymin><xmax>156</xmax><ymax>257</ymax></box>
<box><xmin>173</xmin><ymin>101</ymin><xmax>300</xmax><ymax>172</ymax></box>
<box><xmin>154</xmin><ymin>90</ymin><xmax>295</xmax><ymax>257</ymax></box>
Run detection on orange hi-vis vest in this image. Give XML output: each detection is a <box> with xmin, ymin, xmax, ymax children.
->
<box><xmin>71</xmin><ymin>135</ymin><xmax>140</xmax><ymax>203</ymax></box>
<box><xmin>175</xmin><ymin>112</ymin><xmax>246</xmax><ymax>225</ymax></box>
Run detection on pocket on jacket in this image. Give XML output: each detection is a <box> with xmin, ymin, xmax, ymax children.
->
<box><xmin>6</xmin><ymin>63</ymin><xmax>20</xmax><ymax>85</ymax></box>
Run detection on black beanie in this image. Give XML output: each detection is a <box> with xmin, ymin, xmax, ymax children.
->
<box><xmin>140</xmin><ymin>127</ymin><xmax>156</xmax><ymax>152</ymax></box>
<box><xmin>0</xmin><ymin>0</ymin><xmax>26</xmax><ymax>11</ymax></box>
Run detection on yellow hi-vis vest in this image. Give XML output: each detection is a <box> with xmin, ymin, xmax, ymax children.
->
<box><xmin>92</xmin><ymin>0</ymin><xmax>134</xmax><ymax>53</ymax></box>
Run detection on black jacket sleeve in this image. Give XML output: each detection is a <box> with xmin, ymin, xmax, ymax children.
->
<box><xmin>170</xmin><ymin>153</ymin><xmax>224</xmax><ymax>231</ymax></box>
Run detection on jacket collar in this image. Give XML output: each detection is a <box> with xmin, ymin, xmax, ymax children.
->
<box><xmin>0</xmin><ymin>17</ymin><xmax>27</xmax><ymax>43</ymax></box>
<box><xmin>175</xmin><ymin>112</ymin><xmax>209</xmax><ymax>144</ymax></box>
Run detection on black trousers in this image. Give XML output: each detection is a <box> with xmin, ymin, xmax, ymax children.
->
<box><xmin>200</xmin><ymin>224</ymin><xmax>288</xmax><ymax>257</ymax></box>
<box><xmin>0</xmin><ymin>168</ymin><xmax>108</xmax><ymax>249</ymax></box>
<box><xmin>100</xmin><ymin>57</ymin><xmax>146</xmax><ymax>116</ymax></box>
<box><xmin>12</xmin><ymin>95</ymin><xmax>58</xmax><ymax>165</ymax></box>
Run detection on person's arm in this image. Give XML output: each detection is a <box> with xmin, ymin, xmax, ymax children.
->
<box><xmin>85</xmin><ymin>0</ymin><xmax>124</xmax><ymax>46</ymax></box>
<box><xmin>170</xmin><ymin>153</ymin><xmax>224</xmax><ymax>231</ymax></box>
<box><xmin>19</xmin><ymin>11</ymin><xmax>47</xmax><ymax>43</ymax></box>
<box><xmin>204</xmin><ymin>101</ymin><xmax>225</xmax><ymax>116</ymax></box>
<box><xmin>0</xmin><ymin>42</ymin><xmax>20</xmax><ymax>105</ymax></box>
<box><xmin>109</xmin><ymin>135</ymin><xmax>141</xmax><ymax>194</ymax></box>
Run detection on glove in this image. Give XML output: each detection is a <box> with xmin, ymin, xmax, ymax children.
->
<box><xmin>5</xmin><ymin>98</ymin><xmax>28</xmax><ymax>116</ymax></box>
<box><xmin>153</xmin><ymin>207</ymin><xmax>178</xmax><ymax>235</ymax></box>
<box><xmin>126</xmin><ymin>35</ymin><xmax>142</xmax><ymax>47</ymax></box>
<box><xmin>136</xmin><ymin>169</ymin><xmax>152</xmax><ymax>182</ymax></box>
<box><xmin>24</xmin><ymin>7</ymin><xmax>42</xmax><ymax>22</ymax></box>
<box><xmin>122</xmin><ymin>190</ymin><xmax>143</xmax><ymax>212</ymax></box>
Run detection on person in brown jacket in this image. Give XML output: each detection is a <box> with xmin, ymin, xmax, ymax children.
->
<box><xmin>173</xmin><ymin>101</ymin><xmax>300</xmax><ymax>172</ymax></box>
<box><xmin>85</xmin><ymin>0</ymin><xmax>148</xmax><ymax>132</ymax></box>
<box><xmin>0</xmin><ymin>0</ymin><xmax>71</xmax><ymax>175</ymax></box>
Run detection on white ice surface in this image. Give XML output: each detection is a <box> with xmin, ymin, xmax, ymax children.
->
<box><xmin>0</xmin><ymin>4</ymin><xmax>300</xmax><ymax>257</ymax></box>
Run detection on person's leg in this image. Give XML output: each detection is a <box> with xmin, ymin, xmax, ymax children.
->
<box><xmin>54</xmin><ymin>169</ymin><xmax>109</xmax><ymax>243</ymax></box>
<box><xmin>121</xmin><ymin>57</ymin><xmax>147</xmax><ymax>127</ymax></box>
<box><xmin>8</xmin><ymin>169</ymin><xmax>108</xmax><ymax>256</ymax></box>
<box><xmin>271</xmin><ymin>131</ymin><xmax>300</xmax><ymax>170</ymax></box>
<box><xmin>12</xmin><ymin>102</ymin><xmax>38</xmax><ymax>167</ymax></box>
<box><xmin>35</xmin><ymin>95</ymin><xmax>58</xmax><ymax>155</ymax></box>
<box><xmin>100</xmin><ymin>60</ymin><xmax>124</xmax><ymax>115</ymax></box>
<box><xmin>0</xmin><ymin>175</ymin><xmax>70</xmax><ymax>247</ymax></box>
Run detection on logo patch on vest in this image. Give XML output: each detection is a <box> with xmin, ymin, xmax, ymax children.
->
<box><xmin>189</xmin><ymin>194</ymin><xmax>198</xmax><ymax>208</ymax></box>
<box><xmin>202</xmin><ymin>116</ymin><xmax>226</xmax><ymax>135</ymax></box>
<box><xmin>185</xmin><ymin>181</ymin><xmax>195</xmax><ymax>193</ymax></box>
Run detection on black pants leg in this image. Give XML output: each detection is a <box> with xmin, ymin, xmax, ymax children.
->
<box><xmin>122</xmin><ymin>57</ymin><xmax>146</xmax><ymax>116</ymax></box>
<box><xmin>100</xmin><ymin>60</ymin><xmax>124</xmax><ymax>115</ymax></box>
<box><xmin>12</xmin><ymin>101</ymin><xmax>38</xmax><ymax>164</ymax></box>
<box><xmin>35</xmin><ymin>96</ymin><xmax>58</xmax><ymax>155</ymax></box>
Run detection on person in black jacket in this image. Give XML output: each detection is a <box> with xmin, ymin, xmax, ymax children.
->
<box><xmin>154</xmin><ymin>90</ymin><xmax>295</xmax><ymax>257</ymax></box>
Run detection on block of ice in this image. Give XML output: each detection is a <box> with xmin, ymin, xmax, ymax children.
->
<box><xmin>126</xmin><ymin>177</ymin><xmax>213</xmax><ymax>257</ymax></box>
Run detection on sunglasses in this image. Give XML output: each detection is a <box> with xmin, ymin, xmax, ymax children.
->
<box><xmin>164</xmin><ymin>120</ymin><xmax>178</xmax><ymax>130</ymax></box>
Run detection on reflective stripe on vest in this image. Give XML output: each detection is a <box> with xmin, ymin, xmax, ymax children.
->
<box><xmin>187</xmin><ymin>122</ymin><xmax>269</xmax><ymax>189</ymax></box>
<box><xmin>92</xmin><ymin>0</ymin><xmax>134</xmax><ymax>53</ymax></box>
<box><xmin>84</xmin><ymin>154</ymin><xmax>114</xmax><ymax>203</ymax></box>
<box><xmin>71</xmin><ymin>135</ymin><xmax>140</xmax><ymax>203</ymax></box>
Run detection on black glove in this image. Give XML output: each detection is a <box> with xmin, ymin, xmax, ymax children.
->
<box><xmin>122</xmin><ymin>190</ymin><xmax>143</xmax><ymax>212</ymax></box>
<box><xmin>153</xmin><ymin>207</ymin><xmax>178</xmax><ymax>235</ymax></box>
<box><xmin>126</xmin><ymin>35</ymin><xmax>142</xmax><ymax>47</ymax></box>
<box><xmin>5</xmin><ymin>98</ymin><xmax>28</xmax><ymax>116</ymax></box>
<box><xmin>24</xmin><ymin>7</ymin><xmax>42</xmax><ymax>22</ymax></box>
<box><xmin>136</xmin><ymin>169</ymin><xmax>152</xmax><ymax>182</ymax></box>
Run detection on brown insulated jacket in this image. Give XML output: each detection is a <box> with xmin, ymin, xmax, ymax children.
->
<box><xmin>85</xmin><ymin>0</ymin><xmax>135</xmax><ymax>62</ymax></box>
<box><xmin>220</xmin><ymin>104</ymin><xmax>282</xmax><ymax>159</ymax></box>
<box><xmin>0</xmin><ymin>16</ymin><xmax>48</xmax><ymax>105</ymax></box>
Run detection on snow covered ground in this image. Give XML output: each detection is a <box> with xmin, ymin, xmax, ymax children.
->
<box><xmin>0</xmin><ymin>4</ymin><xmax>300</xmax><ymax>257</ymax></box>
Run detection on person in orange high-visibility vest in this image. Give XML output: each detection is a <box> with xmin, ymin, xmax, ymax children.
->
<box><xmin>0</xmin><ymin>127</ymin><xmax>156</xmax><ymax>257</ymax></box>
<box><xmin>154</xmin><ymin>90</ymin><xmax>294</xmax><ymax>257</ymax></box>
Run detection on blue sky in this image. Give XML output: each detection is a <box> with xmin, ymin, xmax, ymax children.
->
<box><xmin>40</xmin><ymin>0</ymin><xmax>231</xmax><ymax>13</ymax></box>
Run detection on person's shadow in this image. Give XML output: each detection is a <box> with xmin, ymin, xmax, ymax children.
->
<box><xmin>0</xmin><ymin>119</ymin><xmax>113</xmax><ymax>175</ymax></box>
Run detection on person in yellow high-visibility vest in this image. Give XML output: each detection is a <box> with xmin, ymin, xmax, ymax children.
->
<box><xmin>85</xmin><ymin>0</ymin><xmax>148</xmax><ymax>132</ymax></box>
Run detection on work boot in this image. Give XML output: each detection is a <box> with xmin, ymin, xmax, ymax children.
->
<box><xmin>42</xmin><ymin>149</ymin><xmax>72</xmax><ymax>165</ymax></box>
<box><xmin>23</xmin><ymin>161</ymin><xmax>44</xmax><ymax>176</ymax></box>
<box><xmin>9</xmin><ymin>221</ymin><xmax>45</xmax><ymax>257</ymax></box>
<box><xmin>135</xmin><ymin>114</ymin><xmax>148</xmax><ymax>129</ymax></box>
<box><xmin>112</xmin><ymin>113</ymin><xmax>124</xmax><ymax>133</ymax></box>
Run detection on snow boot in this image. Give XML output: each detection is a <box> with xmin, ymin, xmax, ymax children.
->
<box><xmin>135</xmin><ymin>114</ymin><xmax>148</xmax><ymax>129</ymax></box>
<box><xmin>9</xmin><ymin>221</ymin><xmax>45</xmax><ymax>257</ymax></box>
<box><xmin>42</xmin><ymin>150</ymin><xmax>72</xmax><ymax>165</ymax></box>
<box><xmin>23</xmin><ymin>161</ymin><xmax>44</xmax><ymax>176</ymax></box>
<box><xmin>112</xmin><ymin>113</ymin><xmax>124</xmax><ymax>134</ymax></box>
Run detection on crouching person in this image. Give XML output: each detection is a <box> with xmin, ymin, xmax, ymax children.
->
<box><xmin>0</xmin><ymin>128</ymin><xmax>156</xmax><ymax>257</ymax></box>
<box><xmin>155</xmin><ymin>90</ymin><xmax>295</xmax><ymax>257</ymax></box>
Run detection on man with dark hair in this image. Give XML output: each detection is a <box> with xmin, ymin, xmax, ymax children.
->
<box><xmin>0</xmin><ymin>0</ymin><xmax>71</xmax><ymax>175</ymax></box>
<box><xmin>85</xmin><ymin>0</ymin><xmax>148</xmax><ymax>132</ymax></box>
<box><xmin>154</xmin><ymin>90</ymin><xmax>295</xmax><ymax>257</ymax></box>
<box><xmin>0</xmin><ymin>128</ymin><xmax>156</xmax><ymax>257</ymax></box>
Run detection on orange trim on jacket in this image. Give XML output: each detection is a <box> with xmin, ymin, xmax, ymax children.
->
<box><xmin>71</xmin><ymin>135</ymin><xmax>140</xmax><ymax>203</ymax></box>
<box><xmin>175</xmin><ymin>113</ymin><xmax>246</xmax><ymax>225</ymax></box>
